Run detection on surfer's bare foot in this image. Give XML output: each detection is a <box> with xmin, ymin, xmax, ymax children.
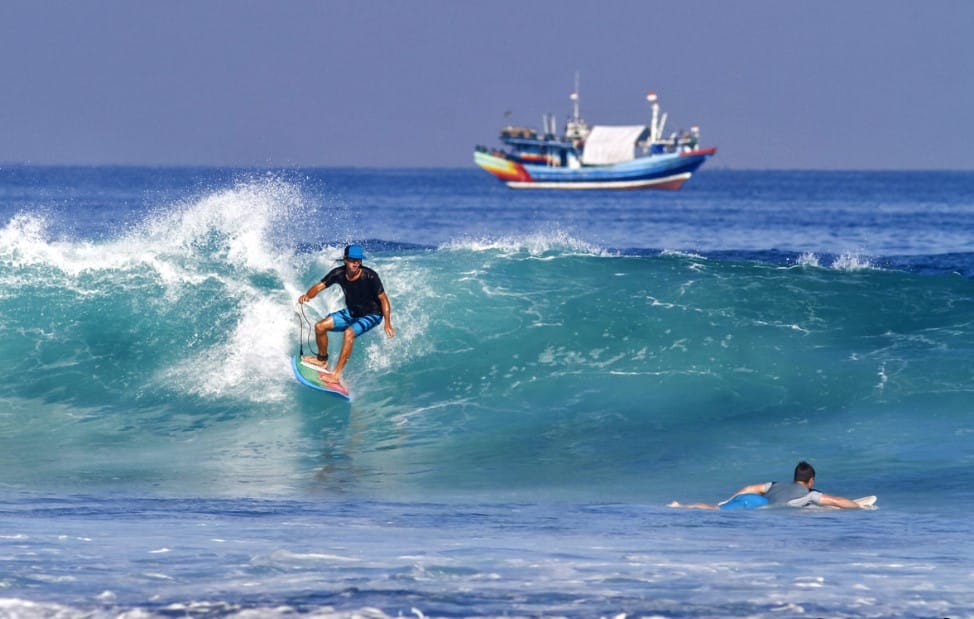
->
<box><xmin>326</xmin><ymin>373</ymin><xmax>344</xmax><ymax>386</ymax></box>
<box><xmin>302</xmin><ymin>355</ymin><xmax>329</xmax><ymax>369</ymax></box>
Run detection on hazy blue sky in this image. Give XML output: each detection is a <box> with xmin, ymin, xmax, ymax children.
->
<box><xmin>2</xmin><ymin>1</ymin><xmax>972</xmax><ymax>169</ymax></box>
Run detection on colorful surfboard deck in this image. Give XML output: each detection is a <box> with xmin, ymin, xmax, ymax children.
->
<box><xmin>291</xmin><ymin>355</ymin><xmax>351</xmax><ymax>401</ymax></box>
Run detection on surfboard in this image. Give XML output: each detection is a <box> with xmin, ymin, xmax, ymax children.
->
<box><xmin>854</xmin><ymin>495</ymin><xmax>877</xmax><ymax>509</ymax></box>
<box><xmin>291</xmin><ymin>355</ymin><xmax>351</xmax><ymax>401</ymax></box>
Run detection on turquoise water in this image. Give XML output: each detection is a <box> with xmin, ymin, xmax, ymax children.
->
<box><xmin>1</xmin><ymin>167</ymin><xmax>972</xmax><ymax>617</ymax></box>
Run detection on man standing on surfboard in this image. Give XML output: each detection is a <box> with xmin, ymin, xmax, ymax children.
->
<box><xmin>668</xmin><ymin>461</ymin><xmax>868</xmax><ymax>510</ymax></box>
<box><xmin>297</xmin><ymin>244</ymin><xmax>395</xmax><ymax>386</ymax></box>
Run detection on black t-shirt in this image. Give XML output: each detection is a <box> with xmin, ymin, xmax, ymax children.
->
<box><xmin>322</xmin><ymin>266</ymin><xmax>385</xmax><ymax>317</ymax></box>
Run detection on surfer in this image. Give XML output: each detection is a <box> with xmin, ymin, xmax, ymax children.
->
<box><xmin>668</xmin><ymin>461</ymin><xmax>864</xmax><ymax>510</ymax></box>
<box><xmin>297</xmin><ymin>244</ymin><xmax>395</xmax><ymax>386</ymax></box>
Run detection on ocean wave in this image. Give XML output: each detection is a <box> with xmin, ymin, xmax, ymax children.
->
<box><xmin>2</xmin><ymin>177</ymin><xmax>974</xmax><ymax>498</ymax></box>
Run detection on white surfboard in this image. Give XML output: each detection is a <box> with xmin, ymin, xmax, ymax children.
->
<box><xmin>854</xmin><ymin>495</ymin><xmax>877</xmax><ymax>509</ymax></box>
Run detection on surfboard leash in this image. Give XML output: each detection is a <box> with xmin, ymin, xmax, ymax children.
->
<box><xmin>296</xmin><ymin>303</ymin><xmax>319</xmax><ymax>357</ymax></box>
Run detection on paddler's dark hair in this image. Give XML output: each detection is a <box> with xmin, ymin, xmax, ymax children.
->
<box><xmin>794</xmin><ymin>461</ymin><xmax>816</xmax><ymax>483</ymax></box>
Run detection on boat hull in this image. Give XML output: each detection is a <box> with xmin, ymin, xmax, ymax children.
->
<box><xmin>474</xmin><ymin>148</ymin><xmax>716</xmax><ymax>190</ymax></box>
<box><xmin>473</xmin><ymin>151</ymin><xmax>531</xmax><ymax>183</ymax></box>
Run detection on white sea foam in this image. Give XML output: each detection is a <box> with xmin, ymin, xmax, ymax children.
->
<box><xmin>0</xmin><ymin>178</ymin><xmax>308</xmax><ymax>293</ymax></box>
<box><xmin>660</xmin><ymin>248</ymin><xmax>706</xmax><ymax>260</ymax></box>
<box><xmin>796</xmin><ymin>251</ymin><xmax>820</xmax><ymax>267</ymax></box>
<box><xmin>139</xmin><ymin>177</ymin><xmax>306</xmax><ymax>273</ymax></box>
<box><xmin>439</xmin><ymin>229</ymin><xmax>610</xmax><ymax>257</ymax></box>
<box><xmin>105</xmin><ymin>178</ymin><xmax>319</xmax><ymax>403</ymax></box>
<box><xmin>831</xmin><ymin>251</ymin><xmax>874</xmax><ymax>271</ymax></box>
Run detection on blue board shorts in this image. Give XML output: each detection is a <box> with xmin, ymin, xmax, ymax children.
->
<box><xmin>720</xmin><ymin>493</ymin><xmax>769</xmax><ymax>511</ymax></box>
<box><xmin>329</xmin><ymin>309</ymin><xmax>383</xmax><ymax>337</ymax></box>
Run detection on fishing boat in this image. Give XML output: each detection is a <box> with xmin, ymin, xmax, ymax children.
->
<box><xmin>474</xmin><ymin>83</ymin><xmax>716</xmax><ymax>190</ymax></box>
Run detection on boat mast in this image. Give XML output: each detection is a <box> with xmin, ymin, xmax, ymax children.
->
<box><xmin>571</xmin><ymin>72</ymin><xmax>581</xmax><ymax>123</ymax></box>
<box><xmin>565</xmin><ymin>71</ymin><xmax>589</xmax><ymax>144</ymax></box>
<box><xmin>647</xmin><ymin>91</ymin><xmax>667</xmax><ymax>143</ymax></box>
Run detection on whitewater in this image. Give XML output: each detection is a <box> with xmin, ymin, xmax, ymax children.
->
<box><xmin>1</xmin><ymin>167</ymin><xmax>973</xmax><ymax>618</ymax></box>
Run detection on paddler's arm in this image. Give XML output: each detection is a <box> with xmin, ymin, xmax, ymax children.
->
<box><xmin>298</xmin><ymin>281</ymin><xmax>327</xmax><ymax>304</ymax></box>
<box><xmin>378</xmin><ymin>291</ymin><xmax>395</xmax><ymax>338</ymax></box>
<box><xmin>816</xmin><ymin>493</ymin><xmax>862</xmax><ymax>509</ymax></box>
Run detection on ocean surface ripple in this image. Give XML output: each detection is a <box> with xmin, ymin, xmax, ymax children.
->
<box><xmin>1</xmin><ymin>167</ymin><xmax>972</xmax><ymax>618</ymax></box>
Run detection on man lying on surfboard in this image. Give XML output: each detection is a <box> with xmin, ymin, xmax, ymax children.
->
<box><xmin>668</xmin><ymin>461</ymin><xmax>869</xmax><ymax>510</ymax></box>
<box><xmin>297</xmin><ymin>244</ymin><xmax>395</xmax><ymax>387</ymax></box>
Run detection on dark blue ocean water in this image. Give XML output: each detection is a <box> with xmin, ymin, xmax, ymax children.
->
<box><xmin>1</xmin><ymin>167</ymin><xmax>973</xmax><ymax>617</ymax></box>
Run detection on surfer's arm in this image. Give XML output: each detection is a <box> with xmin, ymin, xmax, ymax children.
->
<box><xmin>378</xmin><ymin>291</ymin><xmax>395</xmax><ymax>337</ymax></box>
<box><xmin>816</xmin><ymin>493</ymin><xmax>862</xmax><ymax>509</ymax></box>
<box><xmin>299</xmin><ymin>281</ymin><xmax>327</xmax><ymax>304</ymax></box>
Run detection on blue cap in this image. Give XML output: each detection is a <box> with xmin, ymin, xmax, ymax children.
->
<box><xmin>343</xmin><ymin>244</ymin><xmax>366</xmax><ymax>260</ymax></box>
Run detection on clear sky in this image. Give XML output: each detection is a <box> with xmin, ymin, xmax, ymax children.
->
<box><xmin>1</xmin><ymin>1</ymin><xmax>972</xmax><ymax>169</ymax></box>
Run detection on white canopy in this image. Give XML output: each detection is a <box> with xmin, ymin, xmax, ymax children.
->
<box><xmin>580</xmin><ymin>125</ymin><xmax>647</xmax><ymax>165</ymax></box>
